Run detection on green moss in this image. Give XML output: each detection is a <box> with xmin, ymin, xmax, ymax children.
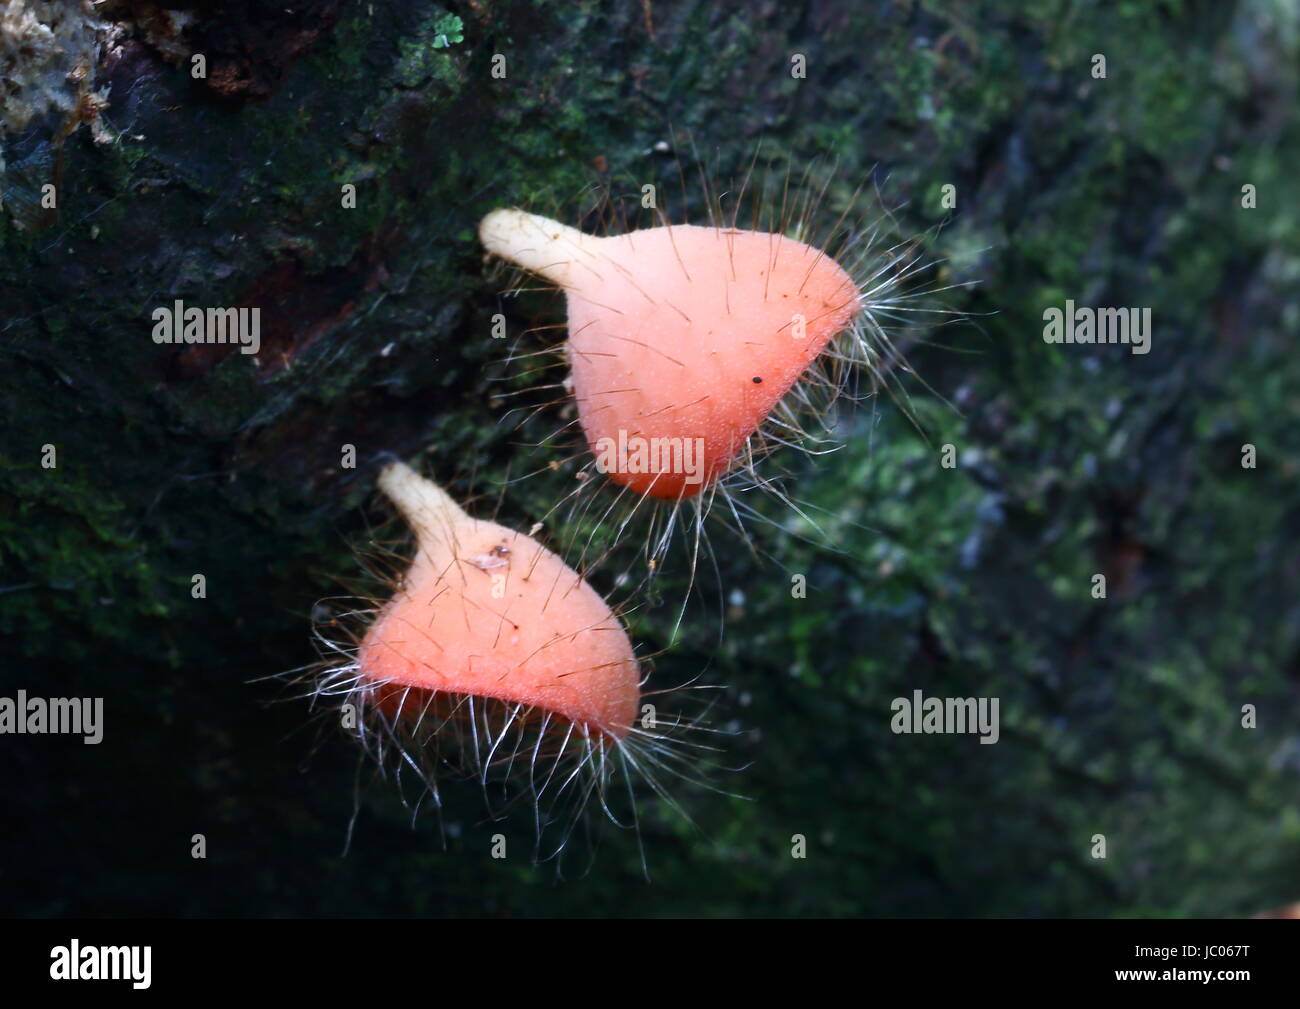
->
<box><xmin>393</xmin><ymin>9</ymin><xmax>466</xmax><ymax>88</ymax></box>
<box><xmin>2</xmin><ymin>0</ymin><xmax>1298</xmax><ymax>918</ymax></box>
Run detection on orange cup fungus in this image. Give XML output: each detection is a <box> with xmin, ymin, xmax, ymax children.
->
<box><xmin>479</xmin><ymin>209</ymin><xmax>861</xmax><ymax>499</ymax></box>
<box><xmin>356</xmin><ymin>461</ymin><xmax>640</xmax><ymax>747</ymax></box>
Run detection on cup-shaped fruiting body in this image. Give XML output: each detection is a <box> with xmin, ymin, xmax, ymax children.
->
<box><xmin>358</xmin><ymin>462</ymin><xmax>639</xmax><ymax>741</ymax></box>
<box><xmin>480</xmin><ymin>209</ymin><xmax>861</xmax><ymax>499</ymax></box>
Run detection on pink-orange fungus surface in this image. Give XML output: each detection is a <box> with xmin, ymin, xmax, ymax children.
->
<box><xmin>358</xmin><ymin>463</ymin><xmax>640</xmax><ymax>738</ymax></box>
<box><xmin>480</xmin><ymin>210</ymin><xmax>861</xmax><ymax>498</ymax></box>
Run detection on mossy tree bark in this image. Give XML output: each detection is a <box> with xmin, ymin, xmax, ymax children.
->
<box><xmin>2</xmin><ymin>1</ymin><xmax>1298</xmax><ymax>915</ymax></box>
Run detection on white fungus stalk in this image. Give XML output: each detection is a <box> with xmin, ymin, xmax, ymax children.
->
<box><xmin>478</xmin><ymin>208</ymin><xmax>599</xmax><ymax>289</ymax></box>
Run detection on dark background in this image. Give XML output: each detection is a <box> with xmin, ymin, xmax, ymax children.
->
<box><xmin>2</xmin><ymin>0</ymin><xmax>1297</xmax><ymax>916</ymax></box>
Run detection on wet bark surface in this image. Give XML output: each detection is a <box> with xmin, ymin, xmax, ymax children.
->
<box><xmin>2</xmin><ymin>1</ymin><xmax>1298</xmax><ymax>915</ymax></box>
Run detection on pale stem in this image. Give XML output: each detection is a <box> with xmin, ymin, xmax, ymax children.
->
<box><xmin>478</xmin><ymin>208</ymin><xmax>599</xmax><ymax>289</ymax></box>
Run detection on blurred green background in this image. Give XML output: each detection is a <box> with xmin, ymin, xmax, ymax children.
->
<box><xmin>2</xmin><ymin>0</ymin><xmax>1297</xmax><ymax>916</ymax></box>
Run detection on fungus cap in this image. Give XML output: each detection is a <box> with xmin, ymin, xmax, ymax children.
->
<box><xmin>480</xmin><ymin>209</ymin><xmax>861</xmax><ymax>498</ymax></box>
<box><xmin>358</xmin><ymin>462</ymin><xmax>640</xmax><ymax>737</ymax></box>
